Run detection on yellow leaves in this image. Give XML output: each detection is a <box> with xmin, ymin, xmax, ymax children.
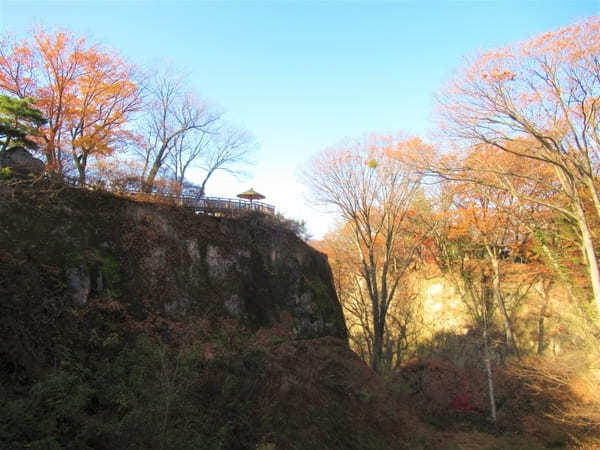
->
<box><xmin>72</xmin><ymin>134</ymin><xmax>112</xmax><ymax>155</ymax></box>
<box><xmin>366</xmin><ymin>159</ymin><xmax>378</xmax><ymax>169</ymax></box>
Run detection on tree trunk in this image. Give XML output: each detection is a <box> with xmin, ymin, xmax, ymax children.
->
<box><xmin>574</xmin><ymin>197</ymin><xmax>600</xmax><ymax>315</ymax></box>
<box><xmin>78</xmin><ymin>166</ymin><xmax>86</xmax><ymax>186</ymax></box>
<box><xmin>537</xmin><ymin>315</ymin><xmax>546</xmax><ymax>355</ymax></box>
<box><xmin>142</xmin><ymin>140</ymin><xmax>171</xmax><ymax>193</ymax></box>
<box><xmin>143</xmin><ymin>161</ymin><xmax>161</xmax><ymax>193</ymax></box>
<box><xmin>483</xmin><ymin>327</ymin><xmax>497</xmax><ymax>423</ymax></box>
<box><xmin>536</xmin><ymin>281</ymin><xmax>551</xmax><ymax>355</ymax></box>
<box><xmin>44</xmin><ymin>144</ymin><xmax>62</xmax><ymax>179</ymax></box>
<box><xmin>584</xmin><ymin>176</ymin><xmax>600</xmax><ymax>225</ymax></box>
<box><xmin>555</xmin><ymin>167</ymin><xmax>600</xmax><ymax>315</ymax></box>
<box><xmin>198</xmin><ymin>169</ymin><xmax>217</xmax><ymax>199</ymax></box>
<box><xmin>488</xmin><ymin>251</ymin><xmax>519</xmax><ymax>356</ymax></box>
<box><xmin>74</xmin><ymin>151</ymin><xmax>87</xmax><ymax>186</ymax></box>
<box><xmin>370</xmin><ymin>313</ymin><xmax>383</xmax><ymax>373</ymax></box>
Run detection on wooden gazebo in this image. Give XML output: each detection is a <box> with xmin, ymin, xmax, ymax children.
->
<box><xmin>237</xmin><ymin>188</ymin><xmax>266</xmax><ymax>208</ymax></box>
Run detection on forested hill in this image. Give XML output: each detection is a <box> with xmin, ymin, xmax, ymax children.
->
<box><xmin>0</xmin><ymin>183</ymin><xmax>424</xmax><ymax>449</ymax></box>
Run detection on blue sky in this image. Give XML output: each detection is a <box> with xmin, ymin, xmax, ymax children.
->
<box><xmin>1</xmin><ymin>1</ymin><xmax>598</xmax><ymax>238</ymax></box>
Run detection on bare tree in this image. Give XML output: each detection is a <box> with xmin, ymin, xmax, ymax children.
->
<box><xmin>303</xmin><ymin>135</ymin><xmax>431</xmax><ymax>372</ymax></box>
<box><xmin>138</xmin><ymin>70</ymin><xmax>220</xmax><ymax>193</ymax></box>
<box><xmin>167</xmin><ymin>124</ymin><xmax>254</xmax><ymax>197</ymax></box>
<box><xmin>167</xmin><ymin>128</ymin><xmax>209</xmax><ymax>195</ymax></box>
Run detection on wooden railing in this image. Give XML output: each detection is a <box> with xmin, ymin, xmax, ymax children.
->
<box><xmin>63</xmin><ymin>176</ymin><xmax>275</xmax><ymax>216</ymax></box>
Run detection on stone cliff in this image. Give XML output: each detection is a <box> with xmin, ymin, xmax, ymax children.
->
<box><xmin>1</xmin><ymin>183</ymin><xmax>346</xmax><ymax>341</ymax></box>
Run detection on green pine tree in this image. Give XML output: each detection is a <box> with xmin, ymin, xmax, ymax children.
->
<box><xmin>0</xmin><ymin>95</ymin><xmax>47</xmax><ymax>151</ymax></box>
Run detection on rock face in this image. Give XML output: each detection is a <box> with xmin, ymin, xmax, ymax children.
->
<box><xmin>0</xmin><ymin>147</ymin><xmax>44</xmax><ymax>176</ymax></box>
<box><xmin>0</xmin><ymin>184</ymin><xmax>347</xmax><ymax>340</ymax></box>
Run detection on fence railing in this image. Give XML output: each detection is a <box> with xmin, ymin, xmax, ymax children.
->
<box><xmin>63</xmin><ymin>176</ymin><xmax>275</xmax><ymax>216</ymax></box>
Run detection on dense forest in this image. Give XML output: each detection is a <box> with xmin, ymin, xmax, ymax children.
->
<box><xmin>1</xmin><ymin>15</ymin><xmax>599</xmax><ymax>449</ymax></box>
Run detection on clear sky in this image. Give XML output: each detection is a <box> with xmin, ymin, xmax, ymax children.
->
<box><xmin>1</xmin><ymin>1</ymin><xmax>598</xmax><ymax>238</ymax></box>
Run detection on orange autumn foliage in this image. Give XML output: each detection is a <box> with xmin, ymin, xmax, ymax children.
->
<box><xmin>0</xmin><ymin>28</ymin><xmax>141</xmax><ymax>181</ymax></box>
<box><xmin>438</xmin><ymin>16</ymin><xmax>600</xmax><ymax>315</ymax></box>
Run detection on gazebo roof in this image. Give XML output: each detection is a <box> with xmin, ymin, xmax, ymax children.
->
<box><xmin>237</xmin><ymin>188</ymin><xmax>265</xmax><ymax>200</ymax></box>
